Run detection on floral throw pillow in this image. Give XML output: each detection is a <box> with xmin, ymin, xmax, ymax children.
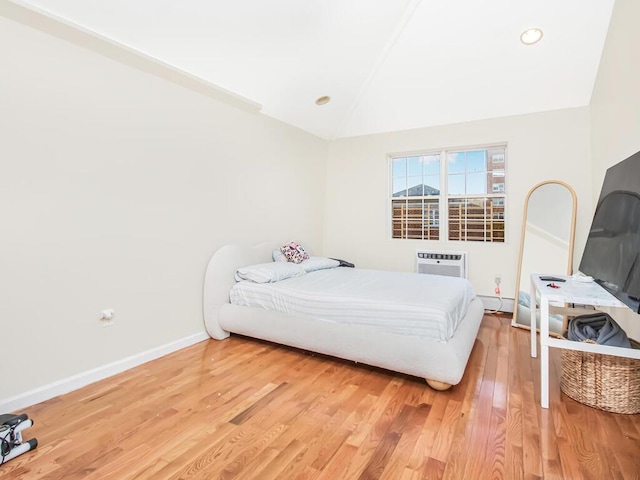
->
<box><xmin>280</xmin><ymin>241</ymin><xmax>309</xmax><ymax>264</ymax></box>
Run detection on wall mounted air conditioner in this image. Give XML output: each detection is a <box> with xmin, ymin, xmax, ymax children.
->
<box><xmin>416</xmin><ymin>251</ymin><xmax>467</xmax><ymax>279</ymax></box>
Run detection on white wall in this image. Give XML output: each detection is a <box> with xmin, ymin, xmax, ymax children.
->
<box><xmin>589</xmin><ymin>0</ymin><xmax>640</xmax><ymax>339</ymax></box>
<box><xmin>323</xmin><ymin>108</ymin><xmax>592</xmax><ymax>299</ymax></box>
<box><xmin>0</xmin><ymin>16</ymin><xmax>327</xmax><ymax>402</ymax></box>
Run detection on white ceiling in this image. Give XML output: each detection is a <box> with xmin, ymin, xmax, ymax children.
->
<box><xmin>14</xmin><ymin>0</ymin><xmax>614</xmax><ymax>140</ymax></box>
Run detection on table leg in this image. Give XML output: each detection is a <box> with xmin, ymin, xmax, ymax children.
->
<box><xmin>540</xmin><ymin>295</ymin><xmax>550</xmax><ymax>409</ymax></box>
<box><xmin>530</xmin><ymin>277</ymin><xmax>537</xmax><ymax>358</ymax></box>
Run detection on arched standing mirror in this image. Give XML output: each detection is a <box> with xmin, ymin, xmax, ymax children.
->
<box><xmin>512</xmin><ymin>180</ymin><xmax>577</xmax><ymax>334</ymax></box>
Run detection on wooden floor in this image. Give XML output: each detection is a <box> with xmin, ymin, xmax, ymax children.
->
<box><xmin>3</xmin><ymin>314</ymin><xmax>639</xmax><ymax>479</ymax></box>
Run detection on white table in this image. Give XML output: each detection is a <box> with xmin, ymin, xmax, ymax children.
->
<box><xmin>529</xmin><ymin>273</ymin><xmax>640</xmax><ymax>408</ymax></box>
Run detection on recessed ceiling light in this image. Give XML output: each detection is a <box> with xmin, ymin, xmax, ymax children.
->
<box><xmin>315</xmin><ymin>96</ymin><xmax>331</xmax><ymax>106</ymax></box>
<box><xmin>520</xmin><ymin>28</ymin><xmax>543</xmax><ymax>45</ymax></box>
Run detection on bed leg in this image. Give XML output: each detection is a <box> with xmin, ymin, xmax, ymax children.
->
<box><xmin>426</xmin><ymin>379</ymin><xmax>452</xmax><ymax>391</ymax></box>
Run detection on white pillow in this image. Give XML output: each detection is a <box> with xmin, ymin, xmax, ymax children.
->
<box><xmin>235</xmin><ymin>262</ymin><xmax>306</xmax><ymax>283</ymax></box>
<box><xmin>272</xmin><ymin>249</ymin><xmax>288</xmax><ymax>262</ymax></box>
<box><xmin>299</xmin><ymin>256</ymin><xmax>340</xmax><ymax>273</ymax></box>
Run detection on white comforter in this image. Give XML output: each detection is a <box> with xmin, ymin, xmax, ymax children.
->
<box><xmin>229</xmin><ymin>268</ymin><xmax>476</xmax><ymax>342</ymax></box>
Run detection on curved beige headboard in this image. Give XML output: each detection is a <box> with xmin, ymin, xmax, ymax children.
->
<box><xmin>203</xmin><ymin>242</ymin><xmax>282</xmax><ymax>339</ymax></box>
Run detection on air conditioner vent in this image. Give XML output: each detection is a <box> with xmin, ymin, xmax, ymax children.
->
<box><xmin>416</xmin><ymin>251</ymin><xmax>467</xmax><ymax>279</ymax></box>
<box><xmin>417</xmin><ymin>252</ymin><xmax>464</xmax><ymax>261</ymax></box>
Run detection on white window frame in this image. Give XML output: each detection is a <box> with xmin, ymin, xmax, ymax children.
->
<box><xmin>389</xmin><ymin>144</ymin><xmax>507</xmax><ymax>243</ymax></box>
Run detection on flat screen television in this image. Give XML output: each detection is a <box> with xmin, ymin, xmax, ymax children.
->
<box><xmin>579</xmin><ymin>150</ymin><xmax>640</xmax><ymax>314</ymax></box>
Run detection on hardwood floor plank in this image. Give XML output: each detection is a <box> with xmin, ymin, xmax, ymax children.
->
<box><xmin>504</xmin><ymin>328</ymin><xmax>524</xmax><ymax>480</ymax></box>
<box><xmin>440</xmin><ymin>338</ymin><xmax>490</xmax><ymax>478</ymax></box>
<box><xmin>321</xmin><ymin>388</ymin><xmax>410</xmax><ymax>480</ymax></box>
<box><xmin>315</xmin><ymin>443</ymin><xmax>360</xmax><ymax>480</ymax></box>
<box><xmin>399</xmin><ymin>467</ymin><xmax>421</xmax><ymax>480</ymax></box>
<box><xmin>438</xmin><ymin>406</ymin><xmax>471</xmax><ymax>480</ymax></box>
<box><xmin>439</xmin><ymin>318</ymin><xmax>495</xmax><ymax>479</ymax></box>
<box><xmin>5</xmin><ymin>315</ymin><xmax>640</xmax><ymax>480</ymax></box>
<box><xmin>595</xmin><ymin>408</ymin><xmax>640</xmax><ymax>479</ymax></box>
<box><xmin>537</xmin><ymin>408</ymin><xmax>563</xmax><ymax>480</ymax></box>
<box><xmin>229</xmin><ymin>382</ymin><xmax>290</xmax><ymax>425</ymax></box>
<box><xmin>517</xmin><ymin>328</ymin><xmax>544</xmax><ymax>479</ymax></box>
<box><xmin>422</xmin><ymin>457</ymin><xmax>446</xmax><ymax>480</ymax></box>
<box><xmin>357</xmin><ymin>404</ymin><xmax>414</xmax><ymax>479</ymax></box>
<box><xmin>248</xmin><ymin>439</ymin><xmax>307</xmax><ymax>480</ymax></box>
<box><xmin>462</xmin><ymin>321</ymin><xmax>499</xmax><ymax>478</ymax></box>
<box><xmin>429</xmin><ymin>398</ymin><xmax>462</xmax><ymax>463</ymax></box>
<box><xmin>378</xmin><ymin>404</ymin><xmax>431</xmax><ymax>480</ymax></box>
<box><xmin>561</xmin><ymin>399</ymin><xmax>619</xmax><ymax>480</ymax></box>
<box><xmin>406</xmin><ymin>393</ymin><xmax>447</xmax><ymax>470</ymax></box>
<box><xmin>217</xmin><ymin>423</ymin><xmax>289</xmax><ymax>480</ymax></box>
<box><xmin>82</xmin><ymin>443</ymin><xmax>153</xmax><ymax>480</ymax></box>
<box><xmin>483</xmin><ymin>319</ymin><xmax>509</xmax><ymax>479</ymax></box>
<box><xmin>345</xmin><ymin>379</ymin><xmax>403</xmax><ymax>448</ymax></box>
<box><xmin>264</xmin><ymin>410</ymin><xmax>330</xmax><ymax>479</ymax></box>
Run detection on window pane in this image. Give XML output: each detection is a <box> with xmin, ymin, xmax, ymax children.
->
<box><xmin>466</xmin><ymin>151</ymin><xmax>486</xmax><ymax>172</ymax></box>
<box><xmin>424</xmin><ymin>199</ymin><xmax>440</xmax><ymax>240</ymax></box>
<box><xmin>424</xmin><ymin>175</ymin><xmax>440</xmax><ymax>194</ymax></box>
<box><xmin>448</xmin><ymin>174</ymin><xmax>465</xmax><ymax>195</ymax></box>
<box><xmin>392</xmin><ymin>157</ymin><xmax>406</xmax><ymax>178</ymax></box>
<box><xmin>406</xmin><ymin>176</ymin><xmax>423</xmax><ymax>196</ymax></box>
<box><xmin>407</xmin><ymin>156</ymin><xmax>422</xmax><ymax>176</ymax></box>
<box><xmin>448</xmin><ymin>197</ymin><xmax>505</xmax><ymax>242</ymax></box>
<box><xmin>448</xmin><ymin>152</ymin><xmax>465</xmax><ymax>174</ymax></box>
<box><xmin>406</xmin><ymin>199</ymin><xmax>423</xmax><ymax>239</ymax></box>
<box><xmin>392</xmin><ymin>178</ymin><xmax>407</xmax><ymax>197</ymax></box>
<box><xmin>490</xmin><ymin>197</ymin><xmax>505</xmax><ymax>218</ymax></box>
<box><xmin>423</xmin><ymin>155</ymin><xmax>440</xmax><ymax>175</ymax></box>
<box><xmin>391</xmin><ymin>197</ymin><xmax>440</xmax><ymax>240</ymax></box>
<box><xmin>467</xmin><ymin>172</ymin><xmax>487</xmax><ymax>195</ymax></box>
<box><xmin>391</xmin><ymin>199</ymin><xmax>407</xmax><ymax>239</ymax></box>
<box><xmin>424</xmin><ymin>199</ymin><xmax>440</xmax><ymax>227</ymax></box>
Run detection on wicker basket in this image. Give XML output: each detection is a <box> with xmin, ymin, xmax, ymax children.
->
<box><xmin>560</xmin><ymin>339</ymin><xmax>640</xmax><ymax>414</ymax></box>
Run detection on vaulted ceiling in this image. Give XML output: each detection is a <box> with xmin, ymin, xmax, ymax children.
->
<box><xmin>11</xmin><ymin>0</ymin><xmax>614</xmax><ymax>140</ymax></box>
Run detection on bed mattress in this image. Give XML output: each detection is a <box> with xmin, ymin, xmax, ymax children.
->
<box><xmin>229</xmin><ymin>267</ymin><xmax>476</xmax><ymax>342</ymax></box>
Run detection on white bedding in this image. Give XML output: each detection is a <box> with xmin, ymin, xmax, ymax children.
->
<box><xmin>229</xmin><ymin>267</ymin><xmax>476</xmax><ymax>342</ymax></box>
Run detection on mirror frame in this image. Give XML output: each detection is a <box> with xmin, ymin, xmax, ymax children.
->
<box><xmin>511</xmin><ymin>180</ymin><xmax>577</xmax><ymax>330</ymax></box>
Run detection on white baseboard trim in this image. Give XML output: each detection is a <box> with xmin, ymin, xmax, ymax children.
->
<box><xmin>0</xmin><ymin>331</ymin><xmax>210</xmax><ymax>413</ymax></box>
<box><xmin>479</xmin><ymin>295</ymin><xmax>514</xmax><ymax>313</ymax></box>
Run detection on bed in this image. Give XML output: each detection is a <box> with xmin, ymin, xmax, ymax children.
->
<box><xmin>203</xmin><ymin>243</ymin><xmax>485</xmax><ymax>390</ymax></box>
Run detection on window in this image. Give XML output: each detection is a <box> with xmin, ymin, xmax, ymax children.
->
<box><xmin>391</xmin><ymin>145</ymin><xmax>506</xmax><ymax>242</ymax></box>
<box><xmin>391</xmin><ymin>154</ymin><xmax>441</xmax><ymax>240</ymax></box>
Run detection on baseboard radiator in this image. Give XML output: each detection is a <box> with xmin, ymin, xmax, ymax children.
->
<box><xmin>478</xmin><ymin>295</ymin><xmax>515</xmax><ymax>313</ymax></box>
<box><xmin>416</xmin><ymin>251</ymin><xmax>467</xmax><ymax>279</ymax></box>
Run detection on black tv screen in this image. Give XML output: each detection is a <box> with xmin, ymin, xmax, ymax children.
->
<box><xmin>579</xmin><ymin>150</ymin><xmax>640</xmax><ymax>314</ymax></box>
